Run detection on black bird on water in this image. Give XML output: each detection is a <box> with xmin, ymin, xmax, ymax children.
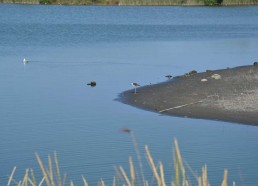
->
<box><xmin>121</xmin><ymin>128</ymin><xmax>131</xmax><ymax>134</ymax></box>
<box><xmin>87</xmin><ymin>81</ymin><xmax>96</xmax><ymax>87</ymax></box>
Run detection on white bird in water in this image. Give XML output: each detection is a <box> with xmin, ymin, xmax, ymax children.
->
<box><xmin>23</xmin><ymin>58</ymin><xmax>28</xmax><ymax>65</ymax></box>
<box><xmin>131</xmin><ymin>82</ymin><xmax>140</xmax><ymax>94</ymax></box>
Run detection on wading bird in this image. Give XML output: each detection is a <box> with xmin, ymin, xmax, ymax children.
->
<box><xmin>131</xmin><ymin>82</ymin><xmax>140</xmax><ymax>94</ymax></box>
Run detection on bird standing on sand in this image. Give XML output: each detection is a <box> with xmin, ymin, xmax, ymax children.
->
<box><xmin>131</xmin><ymin>82</ymin><xmax>140</xmax><ymax>94</ymax></box>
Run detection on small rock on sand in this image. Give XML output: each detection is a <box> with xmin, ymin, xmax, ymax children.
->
<box><xmin>211</xmin><ymin>74</ymin><xmax>221</xmax><ymax>80</ymax></box>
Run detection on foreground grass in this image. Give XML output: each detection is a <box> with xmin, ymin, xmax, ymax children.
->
<box><xmin>1</xmin><ymin>0</ymin><xmax>258</xmax><ymax>5</ymax></box>
<box><xmin>4</xmin><ymin>132</ymin><xmax>230</xmax><ymax>186</ymax></box>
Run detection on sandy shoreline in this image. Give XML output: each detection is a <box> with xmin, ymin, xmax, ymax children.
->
<box><xmin>119</xmin><ymin>65</ymin><xmax>258</xmax><ymax>125</ymax></box>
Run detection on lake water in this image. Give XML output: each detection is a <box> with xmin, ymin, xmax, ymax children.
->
<box><xmin>0</xmin><ymin>4</ymin><xmax>258</xmax><ymax>185</ymax></box>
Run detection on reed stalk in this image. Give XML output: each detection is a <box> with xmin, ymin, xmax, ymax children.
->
<box><xmin>127</xmin><ymin>130</ymin><xmax>146</xmax><ymax>185</ymax></box>
<box><xmin>2</xmin><ymin>0</ymin><xmax>258</xmax><ymax>5</ymax></box>
<box><xmin>70</xmin><ymin>180</ymin><xmax>74</xmax><ymax>186</ymax></box>
<box><xmin>145</xmin><ymin>145</ymin><xmax>161</xmax><ymax>185</ymax></box>
<box><xmin>82</xmin><ymin>176</ymin><xmax>88</xmax><ymax>186</ymax></box>
<box><xmin>48</xmin><ymin>155</ymin><xmax>54</xmax><ymax>186</ymax></box>
<box><xmin>221</xmin><ymin>169</ymin><xmax>228</xmax><ymax>186</ymax></box>
<box><xmin>197</xmin><ymin>165</ymin><xmax>210</xmax><ymax>186</ymax></box>
<box><xmin>112</xmin><ymin>176</ymin><xmax>116</xmax><ymax>186</ymax></box>
<box><xmin>54</xmin><ymin>152</ymin><xmax>62</xmax><ymax>186</ymax></box>
<box><xmin>21</xmin><ymin>169</ymin><xmax>29</xmax><ymax>186</ymax></box>
<box><xmin>114</xmin><ymin>165</ymin><xmax>123</xmax><ymax>184</ymax></box>
<box><xmin>98</xmin><ymin>179</ymin><xmax>105</xmax><ymax>186</ymax></box>
<box><xmin>30</xmin><ymin>169</ymin><xmax>37</xmax><ymax>186</ymax></box>
<box><xmin>2</xmin><ymin>138</ymin><xmax>235</xmax><ymax>186</ymax></box>
<box><xmin>129</xmin><ymin>156</ymin><xmax>135</xmax><ymax>185</ymax></box>
<box><xmin>35</xmin><ymin>153</ymin><xmax>51</xmax><ymax>186</ymax></box>
<box><xmin>119</xmin><ymin>166</ymin><xmax>132</xmax><ymax>186</ymax></box>
<box><xmin>7</xmin><ymin>166</ymin><xmax>16</xmax><ymax>186</ymax></box>
<box><xmin>38</xmin><ymin>177</ymin><xmax>45</xmax><ymax>186</ymax></box>
<box><xmin>62</xmin><ymin>174</ymin><xmax>67</xmax><ymax>186</ymax></box>
<box><xmin>172</xmin><ymin>138</ymin><xmax>187</xmax><ymax>186</ymax></box>
<box><xmin>159</xmin><ymin>163</ymin><xmax>166</xmax><ymax>186</ymax></box>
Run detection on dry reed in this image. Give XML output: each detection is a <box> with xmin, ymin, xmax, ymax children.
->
<box><xmin>145</xmin><ymin>145</ymin><xmax>162</xmax><ymax>185</ymax></box>
<box><xmin>2</xmin><ymin>0</ymin><xmax>258</xmax><ymax>5</ymax></box>
<box><xmin>129</xmin><ymin>156</ymin><xmax>135</xmax><ymax>185</ymax></box>
<box><xmin>82</xmin><ymin>176</ymin><xmax>88</xmax><ymax>186</ymax></box>
<box><xmin>128</xmin><ymin>130</ymin><xmax>146</xmax><ymax>185</ymax></box>
<box><xmin>221</xmin><ymin>169</ymin><xmax>228</xmax><ymax>186</ymax></box>
<box><xmin>3</xmin><ymin>137</ymin><xmax>231</xmax><ymax>186</ymax></box>
<box><xmin>7</xmin><ymin>166</ymin><xmax>16</xmax><ymax>186</ymax></box>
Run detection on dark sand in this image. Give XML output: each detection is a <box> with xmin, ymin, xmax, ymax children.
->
<box><xmin>119</xmin><ymin>65</ymin><xmax>258</xmax><ymax>125</ymax></box>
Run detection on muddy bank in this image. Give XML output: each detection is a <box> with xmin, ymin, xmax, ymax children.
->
<box><xmin>119</xmin><ymin>65</ymin><xmax>258</xmax><ymax>125</ymax></box>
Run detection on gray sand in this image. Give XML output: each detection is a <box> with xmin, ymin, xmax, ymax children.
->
<box><xmin>119</xmin><ymin>65</ymin><xmax>258</xmax><ymax>125</ymax></box>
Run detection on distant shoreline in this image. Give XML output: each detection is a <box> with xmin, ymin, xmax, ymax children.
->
<box><xmin>1</xmin><ymin>1</ymin><xmax>258</xmax><ymax>6</ymax></box>
<box><xmin>119</xmin><ymin>64</ymin><xmax>258</xmax><ymax>126</ymax></box>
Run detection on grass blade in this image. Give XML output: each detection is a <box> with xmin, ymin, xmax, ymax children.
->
<box><xmin>119</xmin><ymin>166</ymin><xmax>132</xmax><ymax>186</ymax></box>
<box><xmin>159</xmin><ymin>162</ymin><xmax>166</xmax><ymax>186</ymax></box>
<box><xmin>54</xmin><ymin>152</ymin><xmax>62</xmax><ymax>186</ymax></box>
<box><xmin>35</xmin><ymin>153</ymin><xmax>51</xmax><ymax>186</ymax></box>
<box><xmin>82</xmin><ymin>176</ymin><xmax>88</xmax><ymax>186</ymax></box>
<box><xmin>7</xmin><ymin>166</ymin><xmax>16</xmax><ymax>186</ymax></box>
<box><xmin>145</xmin><ymin>145</ymin><xmax>161</xmax><ymax>185</ymax></box>
<box><xmin>30</xmin><ymin>169</ymin><xmax>37</xmax><ymax>186</ymax></box>
<box><xmin>129</xmin><ymin>156</ymin><xmax>135</xmax><ymax>185</ymax></box>
<box><xmin>221</xmin><ymin>169</ymin><xmax>228</xmax><ymax>186</ymax></box>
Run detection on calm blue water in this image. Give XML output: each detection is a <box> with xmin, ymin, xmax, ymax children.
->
<box><xmin>1</xmin><ymin>4</ymin><xmax>258</xmax><ymax>185</ymax></box>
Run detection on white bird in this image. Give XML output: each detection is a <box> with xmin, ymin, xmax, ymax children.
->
<box><xmin>131</xmin><ymin>82</ymin><xmax>140</xmax><ymax>94</ymax></box>
<box><xmin>23</xmin><ymin>58</ymin><xmax>28</xmax><ymax>65</ymax></box>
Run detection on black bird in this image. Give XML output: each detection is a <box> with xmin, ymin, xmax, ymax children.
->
<box><xmin>87</xmin><ymin>81</ymin><xmax>96</xmax><ymax>87</ymax></box>
<box><xmin>121</xmin><ymin>128</ymin><xmax>131</xmax><ymax>134</ymax></box>
<box><xmin>165</xmin><ymin>75</ymin><xmax>173</xmax><ymax>79</ymax></box>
